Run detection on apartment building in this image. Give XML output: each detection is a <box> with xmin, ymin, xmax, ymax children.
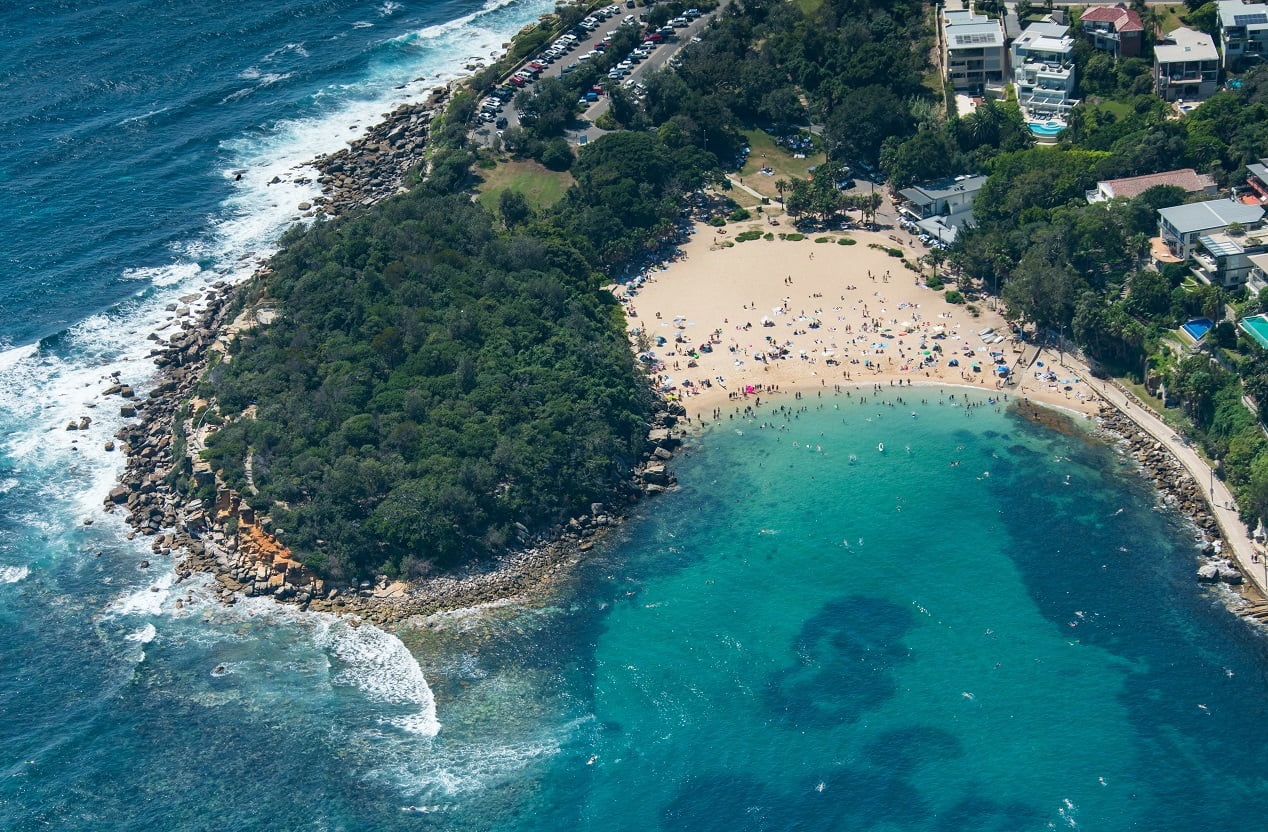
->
<box><xmin>942</xmin><ymin>9</ymin><xmax>1007</xmax><ymax>95</ymax></box>
<box><xmin>1011</xmin><ymin>21</ymin><xmax>1077</xmax><ymax>117</ymax></box>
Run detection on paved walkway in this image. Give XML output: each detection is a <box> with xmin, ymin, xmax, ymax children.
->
<box><xmin>1055</xmin><ymin>351</ymin><xmax>1268</xmax><ymax>598</ymax></box>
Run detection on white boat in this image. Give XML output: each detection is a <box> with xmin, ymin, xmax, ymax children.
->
<box><xmin>877</xmin><ymin>442</ymin><xmax>884</xmax><ymax>452</ymax></box>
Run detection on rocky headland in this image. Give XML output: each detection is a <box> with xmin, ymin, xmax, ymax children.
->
<box><xmin>98</xmin><ymin>76</ymin><xmax>687</xmax><ymax>623</ymax></box>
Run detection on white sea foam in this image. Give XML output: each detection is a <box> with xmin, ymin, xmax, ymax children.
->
<box><xmin>316</xmin><ymin>616</ymin><xmax>440</xmax><ymax>737</ymax></box>
<box><xmin>117</xmin><ymin>107</ymin><xmax>171</xmax><ymax>126</ymax></box>
<box><xmin>126</xmin><ymin>622</ymin><xmax>158</xmax><ymax>644</ymax></box>
<box><xmin>106</xmin><ymin>569</ymin><xmax>175</xmax><ymax>618</ymax></box>
<box><xmin>0</xmin><ymin>565</ymin><xmax>29</xmax><ymax>584</ymax></box>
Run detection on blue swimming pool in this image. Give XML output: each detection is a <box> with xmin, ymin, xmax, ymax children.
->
<box><xmin>1182</xmin><ymin>317</ymin><xmax>1213</xmax><ymax>341</ymax></box>
<box><xmin>1028</xmin><ymin>120</ymin><xmax>1066</xmax><ymax>138</ymax></box>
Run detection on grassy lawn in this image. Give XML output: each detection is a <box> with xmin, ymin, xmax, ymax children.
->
<box><xmin>736</xmin><ymin>128</ymin><xmax>826</xmax><ymax>199</ymax></box>
<box><xmin>794</xmin><ymin>0</ymin><xmax>823</xmax><ymax>16</ymax></box>
<box><xmin>1092</xmin><ymin>99</ymin><xmax>1134</xmax><ymax>119</ymax></box>
<box><xmin>475</xmin><ymin>159</ymin><xmax>573</xmax><ymax>213</ymax></box>
<box><xmin>1154</xmin><ymin>5</ymin><xmax>1187</xmax><ymax>33</ymax></box>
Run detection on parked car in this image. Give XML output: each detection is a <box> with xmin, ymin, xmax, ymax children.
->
<box><xmin>495</xmin><ymin>116</ymin><xmax>507</xmax><ymax>129</ymax></box>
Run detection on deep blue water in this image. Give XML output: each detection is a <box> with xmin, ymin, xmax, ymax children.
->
<box><xmin>3</xmin><ymin>3</ymin><xmax>1268</xmax><ymax>830</ymax></box>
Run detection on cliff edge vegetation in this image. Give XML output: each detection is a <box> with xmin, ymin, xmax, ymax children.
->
<box><xmin>184</xmin><ymin>186</ymin><xmax>656</xmax><ymax>582</ymax></box>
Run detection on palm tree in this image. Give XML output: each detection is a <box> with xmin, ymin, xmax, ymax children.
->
<box><xmin>774</xmin><ymin>178</ymin><xmax>789</xmax><ymax>204</ymax></box>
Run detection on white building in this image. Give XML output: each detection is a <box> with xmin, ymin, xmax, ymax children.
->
<box><xmin>942</xmin><ymin>9</ymin><xmax>1007</xmax><ymax>95</ymax></box>
<box><xmin>1010</xmin><ymin>21</ymin><xmax>1077</xmax><ymax>118</ymax></box>
<box><xmin>1158</xmin><ymin>198</ymin><xmax>1264</xmax><ymax>260</ymax></box>
<box><xmin>1154</xmin><ymin>27</ymin><xmax>1221</xmax><ymax>102</ymax></box>
<box><xmin>897</xmin><ymin>174</ymin><xmax>988</xmax><ymax>244</ymax></box>
<box><xmin>1218</xmin><ymin>0</ymin><xmax>1268</xmax><ymax>69</ymax></box>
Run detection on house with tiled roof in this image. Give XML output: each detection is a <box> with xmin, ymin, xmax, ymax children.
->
<box><xmin>1079</xmin><ymin>4</ymin><xmax>1144</xmax><ymax>58</ymax></box>
<box><xmin>1087</xmin><ymin>168</ymin><xmax>1217</xmax><ymax>203</ymax></box>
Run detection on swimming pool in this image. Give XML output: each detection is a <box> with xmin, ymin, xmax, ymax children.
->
<box><xmin>1181</xmin><ymin>317</ymin><xmax>1213</xmax><ymax>341</ymax></box>
<box><xmin>1241</xmin><ymin>314</ymin><xmax>1268</xmax><ymax>349</ymax></box>
<box><xmin>1028</xmin><ymin>120</ymin><xmax>1066</xmax><ymax>138</ymax></box>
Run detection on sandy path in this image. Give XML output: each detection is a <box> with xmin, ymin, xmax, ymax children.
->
<box><xmin>615</xmin><ymin>222</ymin><xmax>1100</xmax><ymax>423</ymax></box>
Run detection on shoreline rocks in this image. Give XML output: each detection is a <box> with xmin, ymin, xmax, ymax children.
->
<box><xmin>309</xmin><ymin>89</ymin><xmax>449</xmax><ymax>216</ymax></box>
<box><xmin>1095</xmin><ymin>405</ymin><xmax>1247</xmax><ymax>588</ymax></box>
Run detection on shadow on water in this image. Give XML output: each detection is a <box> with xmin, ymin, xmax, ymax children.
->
<box><xmin>989</xmin><ymin>409</ymin><xmax>1268</xmax><ymax>831</ymax></box>
<box><xmin>658</xmin><ymin>725</ymin><xmax>1039</xmax><ymax>832</ymax></box>
<box><xmin>763</xmin><ymin>596</ymin><xmax>913</xmax><ymax>729</ymax></box>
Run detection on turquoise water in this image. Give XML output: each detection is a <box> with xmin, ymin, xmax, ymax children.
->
<box><xmin>3</xmin><ymin>2</ymin><xmax>1268</xmax><ymax>827</ymax></box>
<box><xmin>1028</xmin><ymin>120</ymin><xmax>1066</xmax><ymax>138</ymax></box>
<box><xmin>399</xmin><ymin>391</ymin><xmax>1268</xmax><ymax>830</ymax></box>
<box><xmin>1241</xmin><ymin>314</ymin><xmax>1268</xmax><ymax>349</ymax></box>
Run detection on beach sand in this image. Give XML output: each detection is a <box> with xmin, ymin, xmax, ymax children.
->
<box><xmin>615</xmin><ymin>221</ymin><xmax>1101</xmax><ymax>423</ymax></box>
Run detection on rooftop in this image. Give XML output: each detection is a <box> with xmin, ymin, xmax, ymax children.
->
<box><xmin>1022</xmin><ymin>20</ymin><xmax>1072</xmax><ymax>38</ymax></box>
<box><xmin>1098</xmin><ymin>168</ymin><xmax>1216</xmax><ymax>200</ymax></box>
<box><xmin>1248</xmin><ymin>159</ymin><xmax>1268</xmax><ymax>182</ymax></box>
<box><xmin>899</xmin><ymin>174</ymin><xmax>989</xmax><ymax>205</ymax></box>
<box><xmin>1155</xmin><ymin>27</ymin><xmax>1219</xmax><ymax>63</ymax></box>
<box><xmin>1014</xmin><ymin>29</ymin><xmax>1075</xmax><ymax>55</ymax></box>
<box><xmin>1080</xmin><ymin>4</ymin><xmax>1145</xmax><ymax>32</ymax></box>
<box><xmin>1218</xmin><ymin>1</ymin><xmax>1268</xmax><ymax>30</ymax></box>
<box><xmin>1159</xmin><ymin>198</ymin><xmax>1264</xmax><ymax>233</ymax></box>
<box><xmin>944</xmin><ymin>9</ymin><xmax>1005</xmax><ymax>48</ymax></box>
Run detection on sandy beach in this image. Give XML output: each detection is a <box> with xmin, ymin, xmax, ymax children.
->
<box><xmin>615</xmin><ymin>221</ymin><xmax>1102</xmax><ymax>423</ymax></box>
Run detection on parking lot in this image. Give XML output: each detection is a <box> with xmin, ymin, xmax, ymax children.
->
<box><xmin>473</xmin><ymin>3</ymin><xmax>721</xmax><ymax>147</ymax></box>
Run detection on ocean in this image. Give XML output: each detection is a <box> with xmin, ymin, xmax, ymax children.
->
<box><xmin>2</xmin><ymin>3</ymin><xmax>1268</xmax><ymax>830</ymax></box>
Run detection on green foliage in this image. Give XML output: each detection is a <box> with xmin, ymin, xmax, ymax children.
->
<box><xmin>945</xmin><ymin>290</ymin><xmax>964</xmax><ymax>304</ymax></box>
<box><xmin>729</xmin><ymin>207</ymin><xmax>751</xmax><ymax>221</ymax></box>
<box><xmin>539</xmin><ymin>137</ymin><xmax>575</xmax><ymax>171</ymax></box>
<box><xmin>197</xmin><ymin>187</ymin><xmax>654</xmax><ymax>579</ymax></box>
<box><xmin>782</xmin><ymin>232</ymin><xmax>806</xmax><ymax>241</ymax></box>
<box><xmin>1214</xmin><ymin>320</ymin><xmax>1238</xmax><ymax>349</ymax></box>
<box><xmin>735</xmin><ymin>230</ymin><xmax>763</xmax><ymax>242</ymax></box>
<box><xmin>837</xmin><ymin>237</ymin><xmax>855</xmax><ymax>245</ymax></box>
<box><xmin>708</xmin><ymin>216</ymin><xmax>727</xmax><ymax>227</ymax></box>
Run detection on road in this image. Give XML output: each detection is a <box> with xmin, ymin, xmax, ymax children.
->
<box><xmin>473</xmin><ymin>4</ymin><xmax>726</xmax><ymax>148</ymax></box>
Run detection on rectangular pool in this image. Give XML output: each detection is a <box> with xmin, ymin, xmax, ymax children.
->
<box><xmin>1181</xmin><ymin>317</ymin><xmax>1213</xmax><ymax>341</ymax></box>
<box><xmin>1240</xmin><ymin>315</ymin><xmax>1268</xmax><ymax>349</ymax></box>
